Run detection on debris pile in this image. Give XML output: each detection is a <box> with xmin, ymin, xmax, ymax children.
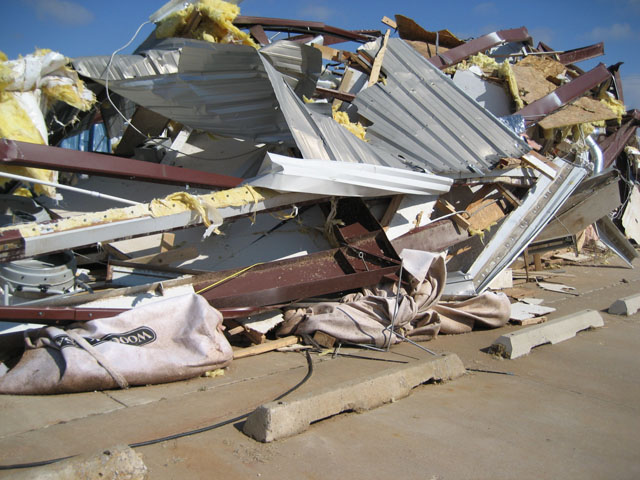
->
<box><xmin>0</xmin><ymin>1</ymin><xmax>638</xmax><ymax>393</ymax></box>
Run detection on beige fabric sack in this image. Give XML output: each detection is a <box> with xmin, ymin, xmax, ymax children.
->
<box><xmin>0</xmin><ymin>294</ymin><xmax>232</xmax><ymax>394</ymax></box>
<box><xmin>278</xmin><ymin>250</ymin><xmax>511</xmax><ymax>346</ymax></box>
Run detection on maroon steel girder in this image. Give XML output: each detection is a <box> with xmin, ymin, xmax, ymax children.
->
<box><xmin>0</xmin><ymin>138</ymin><xmax>243</xmax><ymax>190</ymax></box>
<box><xmin>428</xmin><ymin>27</ymin><xmax>531</xmax><ymax>69</ymax></box>
<box><xmin>516</xmin><ymin>63</ymin><xmax>612</xmax><ymax>126</ymax></box>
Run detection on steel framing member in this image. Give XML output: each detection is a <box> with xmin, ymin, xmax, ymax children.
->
<box><xmin>0</xmin><ymin>190</ymin><xmax>325</xmax><ymax>262</ymax></box>
<box><xmin>0</xmin><ymin>138</ymin><xmax>242</xmax><ymax>190</ymax></box>
<box><xmin>516</xmin><ymin>63</ymin><xmax>612</xmax><ymax>126</ymax></box>
<box><xmin>427</xmin><ymin>27</ymin><xmax>531</xmax><ymax>69</ymax></box>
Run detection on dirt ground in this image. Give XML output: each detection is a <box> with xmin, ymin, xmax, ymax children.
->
<box><xmin>1</xmin><ymin>252</ymin><xmax>639</xmax><ymax>479</ymax></box>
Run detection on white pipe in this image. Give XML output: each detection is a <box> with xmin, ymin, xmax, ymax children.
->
<box><xmin>586</xmin><ymin>134</ymin><xmax>604</xmax><ymax>175</ymax></box>
<box><xmin>0</xmin><ymin>172</ymin><xmax>141</xmax><ymax>206</ymax></box>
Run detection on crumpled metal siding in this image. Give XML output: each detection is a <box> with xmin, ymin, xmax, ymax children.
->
<box><xmin>72</xmin><ymin>40</ymin><xmax>322</xmax><ymax>144</ymax></box>
<box><xmin>73</xmin><ymin>49</ymin><xmax>180</xmax><ymax>79</ymax></box>
<box><xmin>260</xmin><ymin>52</ymin><xmax>413</xmax><ymax>169</ymax></box>
<box><xmin>353</xmin><ymin>38</ymin><xmax>530</xmax><ymax>174</ymax></box>
<box><xmin>260</xmin><ymin>41</ymin><xmax>321</xmax><ymax>98</ymax></box>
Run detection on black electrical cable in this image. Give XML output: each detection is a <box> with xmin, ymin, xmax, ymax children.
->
<box><xmin>0</xmin><ymin>350</ymin><xmax>314</xmax><ymax>471</ymax></box>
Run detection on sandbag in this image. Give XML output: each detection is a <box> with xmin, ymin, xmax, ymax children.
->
<box><xmin>0</xmin><ymin>294</ymin><xmax>232</xmax><ymax>394</ymax></box>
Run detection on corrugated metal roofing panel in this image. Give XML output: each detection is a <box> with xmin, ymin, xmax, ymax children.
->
<box><xmin>260</xmin><ymin>41</ymin><xmax>322</xmax><ymax>98</ymax></box>
<box><xmin>261</xmin><ymin>52</ymin><xmax>413</xmax><ymax>169</ymax></box>
<box><xmin>73</xmin><ymin>40</ymin><xmax>322</xmax><ymax>144</ymax></box>
<box><xmin>353</xmin><ymin>38</ymin><xmax>530</xmax><ymax>175</ymax></box>
<box><xmin>73</xmin><ymin>49</ymin><xmax>180</xmax><ymax>79</ymax></box>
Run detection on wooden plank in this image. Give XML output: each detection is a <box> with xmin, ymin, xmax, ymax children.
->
<box><xmin>232</xmin><ymin>336</ymin><xmax>299</xmax><ymax>359</ymax></box>
<box><xmin>380</xmin><ymin>195</ymin><xmax>404</xmax><ymax>227</ymax></box>
<box><xmin>332</xmin><ymin>67</ymin><xmax>355</xmax><ymax>111</ymax></box>
<box><xmin>127</xmin><ymin>246</ymin><xmax>199</xmax><ymax>266</ymax></box>
<box><xmin>381</xmin><ymin>16</ymin><xmax>397</xmax><ymax>29</ymax></box>
<box><xmin>521</xmin><ymin>152</ymin><xmax>558</xmax><ymax>180</ymax></box>
<box><xmin>436</xmin><ymin>199</ymin><xmax>471</xmax><ymax>230</ymax></box>
<box><xmin>226</xmin><ymin>318</ymin><xmax>266</xmax><ymax>345</ymax></box>
<box><xmin>495</xmin><ymin>184</ymin><xmax>522</xmax><ymax>208</ymax></box>
<box><xmin>510</xmin><ymin>315</ymin><xmax>547</xmax><ymax>326</ymax></box>
<box><xmin>313</xmin><ymin>331</ymin><xmax>337</xmax><ymax>348</ymax></box>
<box><xmin>368</xmin><ymin>29</ymin><xmax>391</xmax><ymax>87</ymax></box>
<box><xmin>533</xmin><ymin>253</ymin><xmax>543</xmax><ymax>271</ymax></box>
<box><xmin>159</xmin><ymin>232</ymin><xmax>175</xmax><ymax>253</ymax></box>
<box><xmin>313</xmin><ymin>44</ymin><xmax>345</xmax><ymax>62</ymax></box>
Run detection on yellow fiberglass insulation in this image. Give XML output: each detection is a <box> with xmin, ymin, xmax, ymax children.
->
<box><xmin>599</xmin><ymin>91</ymin><xmax>626</xmax><ymax>122</ymax></box>
<box><xmin>0</xmin><ymin>186</ymin><xmax>271</xmax><ymax>239</ymax></box>
<box><xmin>156</xmin><ymin>0</ymin><xmax>257</xmax><ymax>48</ymax></box>
<box><xmin>332</xmin><ymin>108</ymin><xmax>367</xmax><ymax>141</ymax></box>
<box><xmin>468</xmin><ymin>53</ymin><xmax>500</xmax><ymax>73</ymax></box>
<box><xmin>497</xmin><ymin>61</ymin><xmax>524</xmax><ymax>110</ymax></box>
<box><xmin>0</xmin><ymin>49</ymin><xmax>96</xmax><ymax>197</ymax></box>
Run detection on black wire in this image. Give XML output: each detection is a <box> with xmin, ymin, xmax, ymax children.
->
<box><xmin>0</xmin><ymin>350</ymin><xmax>314</xmax><ymax>470</ymax></box>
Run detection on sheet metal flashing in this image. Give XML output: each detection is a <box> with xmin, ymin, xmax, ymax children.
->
<box><xmin>466</xmin><ymin>156</ymin><xmax>588</xmax><ymax>292</ymax></box>
<box><xmin>247</xmin><ymin>152</ymin><xmax>453</xmax><ymax>197</ymax></box>
<box><xmin>354</xmin><ymin>38</ymin><xmax>531</xmax><ymax>175</ymax></box>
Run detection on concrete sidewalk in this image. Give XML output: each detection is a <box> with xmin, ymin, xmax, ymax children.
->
<box><xmin>1</xmin><ymin>254</ymin><xmax>639</xmax><ymax>479</ymax></box>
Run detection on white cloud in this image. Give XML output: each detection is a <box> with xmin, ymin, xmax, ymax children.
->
<box><xmin>622</xmin><ymin>74</ymin><xmax>640</xmax><ymax>110</ymax></box>
<box><xmin>30</xmin><ymin>0</ymin><xmax>94</xmax><ymax>26</ymax></box>
<box><xmin>583</xmin><ymin>23</ymin><xmax>636</xmax><ymax>42</ymax></box>
<box><xmin>297</xmin><ymin>5</ymin><xmax>335</xmax><ymax>22</ymax></box>
<box><xmin>474</xmin><ymin>2</ymin><xmax>497</xmax><ymax>14</ymax></box>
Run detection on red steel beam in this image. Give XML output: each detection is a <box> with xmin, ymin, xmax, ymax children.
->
<box><xmin>601</xmin><ymin>110</ymin><xmax>640</xmax><ymax>168</ymax></box>
<box><xmin>0</xmin><ymin>304</ymin><xmax>285</xmax><ymax>325</ymax></box>
<box><xmin>234</xmin><ymin>16</ymin><xmax>375</xmax><ymax>44</ymax></box>
<box><xmin>558</xmin><ymin>42</ymin><xmax>605</xmax><ymax>65</ymax></box>
<box><xmin>196</xmin><ymin>198</ymin><xmax>402</xmax><ymax>309</ymax></box>
<box><xmin>428</xmin><ymin>27</ymin><xmax>531</xmax><ymax>69</ymax></box>
<box><xmin>537</xmin><ymin>41</ymin><xmax>605</xmax><ymax>65</ymax></box>
<box><xmin>516</xmin><ymin>63</ymin><xmax>612</xmax><ymax>126</ymax></box>
<box><xmin>0</xmin><ymin>138</ymin><xmax>243</xmax><ymax>190</ymax></box>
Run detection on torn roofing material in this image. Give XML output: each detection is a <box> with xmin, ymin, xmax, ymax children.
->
<box><xmin>260</xmin><ymin>53</ymin><xmax>406</xmax><ymax>168</ymax></box>
<box><xmin>73</xmin><ymin>39</ymin><xmax>321</xmax><ymax>143</ymax></box>
<box><xmin>353</xmin><ymin>38</ymin><xmax>531</xmax><ymax>175</ymax></box>
<box><xmin>247</xmin><ymin>152</ymin><xmax>453</xmax><ymax>197</ymax></box>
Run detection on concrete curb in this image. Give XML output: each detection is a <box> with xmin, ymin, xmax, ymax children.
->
<box><xmin>491</xmin><ymin>309</ymin><xmax>604</xmax><ymax>359</ymax></box>
<box><xmin>243</xmin><ymin>352</ymin><xmax>465</xmax><ymax>443</ymax></box>
<box><xmin>608</xmin><ymin>293</ymin><xmax>640</xmax><ymax>316</ymax></box>
<box><xmin>8</xmin><ymin>445</ymin><xmax>147</xmax><ymax>479</ymax></box>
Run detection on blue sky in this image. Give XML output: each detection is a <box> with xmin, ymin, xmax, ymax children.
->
<box><xmin>2</xmin><ymin>0</ymin><xmax>639</xmax><ymax>109</ymax></box>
